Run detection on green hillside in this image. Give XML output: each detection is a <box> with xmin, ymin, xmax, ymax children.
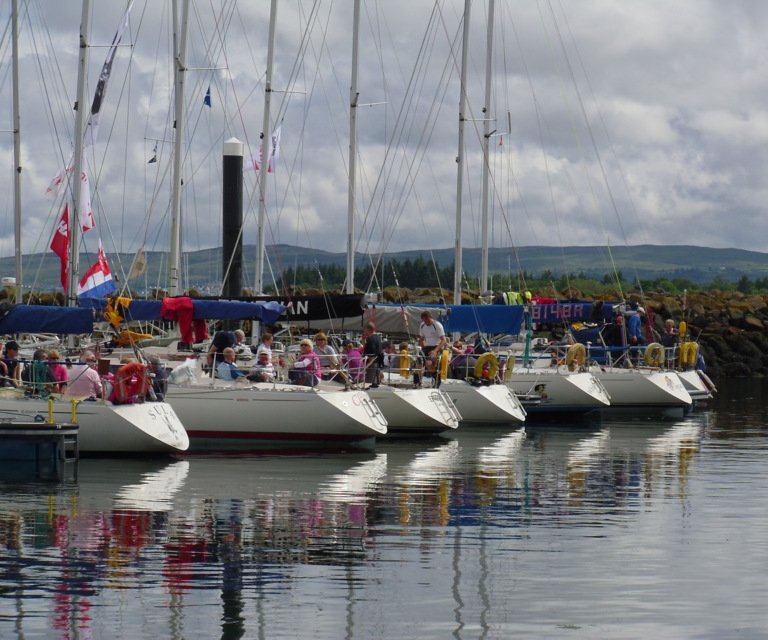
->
<box><xmin>5</xmin><ymin>244</ymin><xmax>768</xmax><ymax>292</ymax></box>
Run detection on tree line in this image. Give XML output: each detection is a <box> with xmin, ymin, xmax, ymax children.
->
<box><xmin>270</xmin><ymin>259</ymin><xmax>768</xmax><ymax>296</ymax></box>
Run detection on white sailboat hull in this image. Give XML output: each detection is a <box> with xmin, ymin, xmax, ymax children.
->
<box><xmin>506</xmin><ymin>370</ymin><xmax>610</xmax><ymax>415</ymax></box>
<box><xmin>0</xmin><ymin>392</ymin><xmax>189</xmax><ymax>454</ymax></box>
<box><xmin>365</xmin><ymin>384</ymin><xmax>461</xmax><ymax>434</ymax></box>
<box><xmin>165</xmin><ymin>381</ymin><xmax>388</xmax><ymax>450</ymax></box>
<box><xmin>676</xmin><ymin>369</ymin><xmax>715</xmax><ymax>402</ymax></box>
<box><xmin>437</xmin><ymin>379</ymin><xmax>526</xmax><ymax>424</ymax></box>
<box><xmin>591</xmin><ymin>368</ymin><xmax>692</xmax><ymax>418</ymax></box>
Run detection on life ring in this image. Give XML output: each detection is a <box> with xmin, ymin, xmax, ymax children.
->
<box><xmin>679</xmin><ymin>341</ymin><xmax>699</xmax><ymax>369</ymax></box>
<box><xmin>114</xmin><ymin>362</ymin><xmax>150</xmax><ymax>404</ymax></box>
<box><xmin>565</xmin><ymin>343</ymin><xmax>586</xmax><ymax>371</ymax></box>
<box><xmin>439</xmin><ymin>349</ymin><xmax>450</xmax><ymax>381</ymax></box>
<box><xmin>473</xmin><ymin>352</ymin><xmax>499</xmax><ymax>380</ymax></box>
<box><xmin>399</xmin><ymin>349</ymin><xmax>411</xmax><ymax>378</ymax></box>
<box><xmin>644</xmin><ymin>342</ymin><xmax>665</xmax><ymax>367</ymax></box>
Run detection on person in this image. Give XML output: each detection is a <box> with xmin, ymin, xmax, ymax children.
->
<box><xmin>207</xmin><ymin>329</ymin><xmax>245</xmax><ymax>370</ymax></box>
<box><xmin>247</xmin><ymin>350</ymin><xmax>275</xmax><ymax>382</ymax></box>
<box><xmin>22</xmin><ymin>349</ymin><xmax>55</xmax><ymax>396</ymax></box>
<box><xmin>660</xmin><ymin>318</ymin><xmax>677</xmax><ymax>348</ymax></box>
<box><xmin>380</xmin><ymin>341</ymin><xmax>397</xmax><ymax>370</ymax></box>
<box><xmin>449</xmin><ymin>340</ymin><xmax>472</xmax><ymax>379</ymax></box>
<box><xmin>289</xmin><ymin>339</ymin><xmax>321</xmax><ymax>386</ymax></box>
<box><xmin>65</xmin><ymin>351</ymin><xmax>103</xmax><ymax>398</ymax></box>
<box><xmin>362</xmin><ymin>322</ymin><xmax>382</xmax><ymax>388</ymax></box>
<box><xmin>255</xmin><ymin>332</ymin><xmax>285</xmax><ymax>368</ymax></box>
<box><xmin>216</xmin><ymin>347</ymin><xmax>247</xmax><ymax>381</ymax></box>
<box><xmin>313</xmin><ymin>332</ymin><xmax>339</xmax><ymax>371</ymax></box>
<box><xmin>628</xmin><ymin>306</ymin><xmax>646</xmax><ymax>364</ymax></box>
<box><xmin>47</xmin><ymin>349</ymin><xmax>68</xmax><ymax>392</ymax></box>
<box><xmin>1</xmin><ymin>340</ymin><xmax>22</xmax><ymax>387</ymax></box>
<box><xmin>340</xmin><ymin>339</ymin><xmax>365</xmax><ymax>384</ymax></box>
<box><xmin>660</xmin><ymin>318</ymin><xmax>678</xmax><ymax>367</ymax></box>
<box><xmin>419</xmin><ymin>310</ymin><xmax>447</xmax><ymax>362</ymax></box>
<box><xmin>147</xmin><ymin>355</ymin><xmax>168</xmax><ymax>400</ymax></box>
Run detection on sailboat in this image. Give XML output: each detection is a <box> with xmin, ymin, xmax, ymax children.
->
<box><xmin>0</xmin><ymin>1</ymin><xmax>188</xmax><ymax>455</ymax></box>
<box><xmin>335</xmin><ymin>0</ymin><xmax>461</xmax><ymax>435</ymax></box>
<box><xmin>148</xmin><ymin>0</ymin><xmax>388</xmax><ymax>449</ymax></box>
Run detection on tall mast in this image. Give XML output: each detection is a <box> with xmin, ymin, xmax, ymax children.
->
<box><xmin>256</xmin><ymin>0</ymin><xmax>277</xmax><ymax>295</ymax></box>
<box><xmin>68</xmin><ymin>0</ymin><xmax>93</xmax><ymax>304</ymax></box>
<box><xmin>453</xmin><ymin>0</ymin><xmax>471</xmax><ymax>306</ymax></box>
<box><xmin>168</xmin><ymin>0</ymin><xmax>190</xmax><ymax>296</ymax></box>
<box><xmin>480</xmin><ymin>0</ymin><xmax>495</xmax><ymax>294</ymax></box>
<box><xmin>345</xmin><ymin>0</ymin><xmax>360</xmax><ymax>295</ymax></box>
<box><xmin>11</xmin><ymin>0</ymin><xmax>22</xmax><ymax>302</ymax></box>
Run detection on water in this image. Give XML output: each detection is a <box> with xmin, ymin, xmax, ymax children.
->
<box><xmin>0</xmin><ymin>379</ymin><xmax>766</xmax><ymax>639</ymax></box>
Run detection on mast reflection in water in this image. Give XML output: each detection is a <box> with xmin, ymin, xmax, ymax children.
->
<box><xmin>0</xmin><ymin>378</ymin><xmax>766</xmax><ymax>639</ymax></box>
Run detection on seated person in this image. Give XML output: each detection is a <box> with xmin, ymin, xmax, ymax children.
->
<box><xmin>314</xmin><ymin>332</ymin><xmax>339</xmax><ymax>372</ymax></box>
<box><xmin>289</xmin><ymin>339</ymin><xmax>321</xmax><ymax>386</ymax></box>
<box><xmin>247</xmin><ymin>350</ymin><xmax>276</xmax><ymax>382</ymax></box>
<box><xmin>47</xmin><ymin>349</ymin><xmax>68</xmax><ymax>392</ymax></box>
<box><xmin>1</xmin><ymin>340</ymin><xmax>21</xmax><ymax>387</ymax></box>
<box><xmin>215</xmin><ymin>348</ymin><xmax>247</xmax><ymax>381</ymax></box>
<box><xmin>147</xmin><ymin>355</ymin><xmax>168</xmax><ymax>400</ymax></box>
<box><xmin>449</xmin><ymin>341</ymin><xmax>473</xmax><ymax>379</ymax></box>
<box><xmin>22</xmin><ymin>349</ymin><xmax>56</xmax><ymax>396</ymax></box>
<box><xmin>340</xmin><ymin>339</ymin><xmax>365</xmax><ymax>384</ymax></box>
<box><xmin>65</xmin><ymin>352</ymin><xmax>103</xmax><ymax>399</ymax></box>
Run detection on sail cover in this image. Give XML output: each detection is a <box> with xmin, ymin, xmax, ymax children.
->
<box><xmin>0</xmin><ymin>305</ymin><xmax>95</xmax><ymax>334</ymax></box>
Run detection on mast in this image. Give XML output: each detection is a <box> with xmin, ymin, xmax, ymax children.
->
<box><xmin>68</xmin><ymin>0</ymin><xmax>93</xmax><ymax>304</ymax></box>
<box><xmin>256</xmin><ymin>0</ymin><xmax>277</xmax><ymax>295</ymax></box>
<box><xmin>479</xmin><ymin>0</ymin><xmax>495</xmax><ymax>295</ymax></box>
<box><xmin>453</xmin><ymin>0</ymin><xmax>471</xmax><ymax>306</ymax></box>
<box><xmin>168</xmin><ymin>0</ymin><xmax>190</xmax><ymax>296</ymax></box>
<box><xmin>11</xmin><ymin>0</ymin><xmax>22</xmax><ymax>302</ymax></box>
<box><xmin>345</xmin><ymin>0</ymin><xmax>360</xmax><ymax>295</ymax></box>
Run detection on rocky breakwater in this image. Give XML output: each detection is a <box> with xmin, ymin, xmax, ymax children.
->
<box><xmin>632</xmin><ymin>291</ymin><xmax>768</xmax><ymax>380</ymax></box>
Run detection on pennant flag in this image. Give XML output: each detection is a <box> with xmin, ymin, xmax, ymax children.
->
<box><xmin>50</xmin><ymin>204</ymin><xmax>70</xmax><ymax>292</ymax></box>
<box><xmin>148</xmin><ymin>141</ymin><xmax>158</xmax><ymax>164</ymax></box>
<box><xmin>79</xmin><ymin>168</ymin><xmax>95</xmax><ymax>231</ymax></box>
<box><xmin>251</xmin><ymin>125</ymin><xmax>282</xmax><ymax>173</ymax></box>
<box><xmin>84</xmin><ymin>1</ymin><xmax>134</xmax><ymax>147</ymax></box>
<box><xmin>45</xmin><ymin>158</ymin><xmax>73</xmax><ymax>199</ymax></box>
<box><xmin>203</xmin><ymin>85</ymin><xmax>212</xmax><ymax>108</ymax></box>
<box><xmin>77</xmin><ymin>240</ymin><xmax>116</xmax><ymax>299</ymax></box>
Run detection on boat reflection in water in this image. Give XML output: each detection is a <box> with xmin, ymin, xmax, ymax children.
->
<box><xmin>0</xmin><ymin>415</ymin><xmax>709</xmax><ymax>638</ymax></box>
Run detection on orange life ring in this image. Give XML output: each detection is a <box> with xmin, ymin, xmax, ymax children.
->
<box><xmin>114</xmin><ymin>362</ymin><xmax>150</xmax><ymax>404</ymax></box>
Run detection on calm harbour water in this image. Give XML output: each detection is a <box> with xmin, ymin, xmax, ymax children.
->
<box><xmin>0</xmin><ymin>378</ymin><xmax>766</xmax><ymax>639</ymax></box>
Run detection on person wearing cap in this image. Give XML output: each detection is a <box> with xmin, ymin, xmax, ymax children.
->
<box><xmin>1</xmin><ymin>340</ymin><xmax>21</xmax><ymax>387</ymax></box>
<box><xmin>216</xmin><ymin>347</ymin><xmax>247</xmax><ymax>381</ymax></box>
<box><xmin>247</xmin><ymin>350</ymin><xmax>275</xmax><ymax>383</ymax></box>
<box><xmin>289</xmin><ymin>339</ymin><xmax>321</xmax><ymax>387</ymax></box>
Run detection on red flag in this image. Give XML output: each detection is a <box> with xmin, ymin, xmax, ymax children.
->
<box><xmin>50</xmin><ymin>204</ymin><xmax>70</xmax><ymax>292</ymax></box>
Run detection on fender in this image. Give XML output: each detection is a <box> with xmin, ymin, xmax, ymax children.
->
<box><xmin>565</xmin><ymin>343</ymin><xmax>586</xmax><ymax>371</ymax></box>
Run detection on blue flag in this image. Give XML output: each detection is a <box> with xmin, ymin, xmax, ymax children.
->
<box><xmin>203</xmin><ymin>86</ymin><xmax>212</xmax><ymax>108</ymax></box>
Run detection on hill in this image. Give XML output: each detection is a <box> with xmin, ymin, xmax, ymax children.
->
<box><xmin>5</xmin><ymin>244</ymin><xmax>768</xmax><ymax>292</ymax></box>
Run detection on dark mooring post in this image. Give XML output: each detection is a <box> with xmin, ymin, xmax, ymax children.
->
<box><xmin>222</xmin><ymin>138</ymin><xmax>243</xmax><ymax>328</ymax></box>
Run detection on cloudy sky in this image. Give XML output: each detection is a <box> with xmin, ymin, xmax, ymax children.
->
<box><xmin>1</xmin><ymin>0</ymin><xmax>767</xmax><ymax>289</ymax></box>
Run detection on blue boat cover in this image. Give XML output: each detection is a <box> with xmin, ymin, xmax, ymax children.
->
<box><xmin>121</xmin><ymin>299</ymin><xmax>285</xmax><ymax>324</ymax></box>
<box><xmin>0</xmin><ymin>305</ymin><xmax>95</xmax><ymax>334</ymax></box>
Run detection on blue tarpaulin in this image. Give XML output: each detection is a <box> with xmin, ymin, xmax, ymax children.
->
<box><xmin>120</xmin><ymin>298</ymin><xmax>285</xmax><ymax>324</ymax></box>
<box><xmin>438</xmin><ymin>304</ymin><xmax>525</xmax><ymax>334</ymax></box>
<box><xmin>0</xmin><ymin>305</ymin><xmax>96</xmax><ymax>335</ymax></box>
